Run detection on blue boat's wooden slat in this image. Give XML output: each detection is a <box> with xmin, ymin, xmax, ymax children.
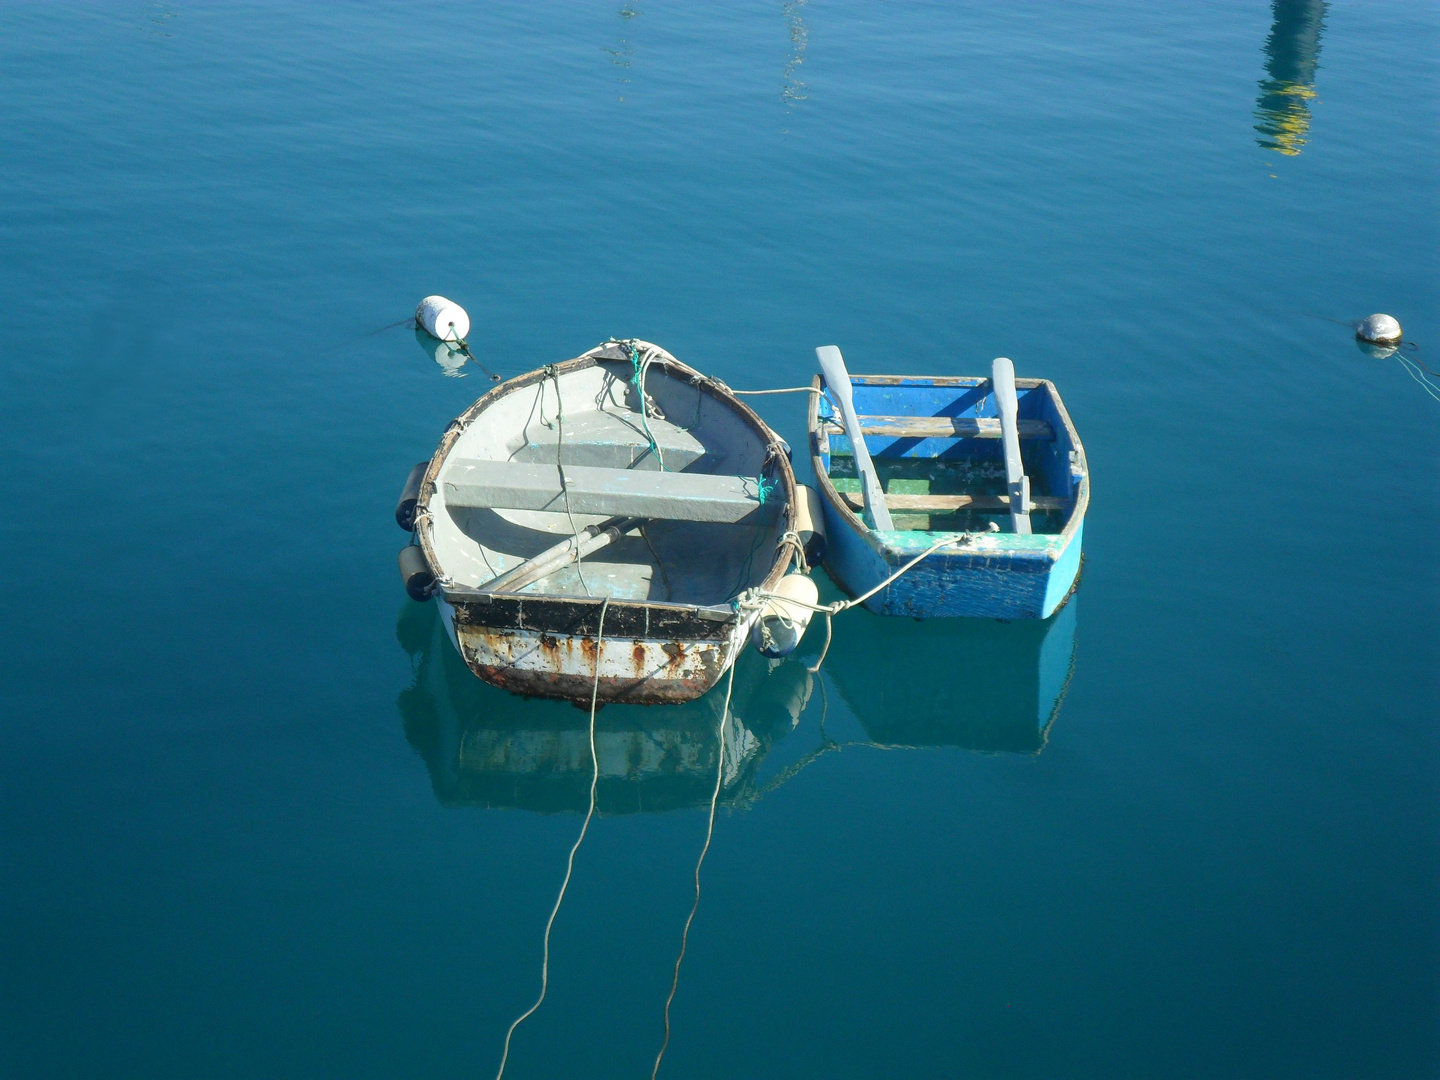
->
<box><xmin>833</xmin><ymin>415</ymin><xmax>1055</xmax><ymax>440</ymax></box>
<box><xmin>836</xmin><ymin>490</ymin><xmax>1069</xmax><ymax>513</ymax></box>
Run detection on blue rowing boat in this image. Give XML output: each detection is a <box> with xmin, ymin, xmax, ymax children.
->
<box><xmin>807</xmin><ymin>353</ymin><xmax>1088</xmax><ymax>620</ymax></box>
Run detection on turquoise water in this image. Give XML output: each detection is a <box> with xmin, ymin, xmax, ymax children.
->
<box><xmin>2</xmin><ymin>2</ymin><xmax>1437</xmax><ymax>1076</ymax></box>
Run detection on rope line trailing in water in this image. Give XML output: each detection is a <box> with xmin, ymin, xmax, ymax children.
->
<box><xmin>1394</xmin><ymin>352</ymin><xmax>1440</xmax><ymax>403</ymax></box>
<box><xmin>493</xmin><ymin>597</ymin><xmax>609</xmax><ymax>1080</ymax></box>
<box><xmin>432</xmin><ymin>320</ymin><xmax>502</xmax><ymax>381</ymax></box>
<box><xmin>651</xmin><ymin>655</ymin><xmax>738</xmax><ymax>1080</ymax></box>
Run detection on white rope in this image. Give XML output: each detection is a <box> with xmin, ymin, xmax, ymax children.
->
<box><xmin>775</xmin><ymin>528</ymin><xmax>808</xmax><ymax>573</ymax></box>
<box><xmin>735</xmin><ymin>532</ymin><xmax>973</xmax><ymax>674</ymax></box>
<box><xmin>1395</xmin><ymin>352</ymin><xmax>1440</xmax><ymax>403</ymax></box>
<box><xmin>651</xmin><ymin>655</ymin><xmax>738</xmax><ymax>1080</ymax></box>
<box><xmin>494</xmin><ymin>598</ymin><xmax>610</xmax><ymax>1080</ymax></box>
<box><xmin>729</xmin><ymin>386</ymin><xmax>823</xmax><ymax>396</ymax></box>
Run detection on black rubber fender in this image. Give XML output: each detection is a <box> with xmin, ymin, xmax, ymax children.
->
<box><xmin>398</xmin><ymin>544</ymin><xmax>435</xmax><ymax>601</ymax></box>
<box><xmin>395</xmin><ymin>461</ymin><xmax>428</xmax><ymax>531</ymax></box>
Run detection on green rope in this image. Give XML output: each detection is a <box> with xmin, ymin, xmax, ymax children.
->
<box><xmin>729</xmin><ymin>471</ymin><xmax>775</xmax><ymax>596</ymax></box>
<box><xmin>626</xmin><ymin>340</ymin><xmax>665</xmax><ymax>470</ymax></box>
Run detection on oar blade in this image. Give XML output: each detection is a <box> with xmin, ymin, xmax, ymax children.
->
<box><xmin>992</xmin><ymin>356</ymin><xmax>1032</xmax><ymax>535</ymax></box>
<box><xmin>816</xmin><ymin>346</ymin><xmax>894</xmax><ymax>531</ymax></box>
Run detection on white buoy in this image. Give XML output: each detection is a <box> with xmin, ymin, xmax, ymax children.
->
<box><xmin>1357</xmin><ymin>313</ymin><xmax>1402</xmax><ymax>345</ymax></box>
<box><xmin>750</xmin><ymin>572</ymin><xmax>820</xmax><ymax>658</ymax></box>
<box><xmin>415</xmin><ymin>295</ymin><xmax>471</xmax><ymax>342</ymax></box>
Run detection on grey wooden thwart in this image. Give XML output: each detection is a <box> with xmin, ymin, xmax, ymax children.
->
<box><xmin>840</xmin><ymin>416</ymin><xmax>1056</xmax><ymax>440</ymax></box>
<box><xmin>443</xmin><ymin>459</ymin><xmax>767</xmax><ymax>523</ymax></box>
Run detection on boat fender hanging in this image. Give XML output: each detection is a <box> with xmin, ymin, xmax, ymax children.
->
<box><xmin>399</xmin><ymin>545</ymin><xmax>435</xmax><ymax>601</ymax></box>
<box><xmin>415</xmin><ymin>295</ymin><xmax>471</xmax><ymax>342</ymax></box>
<box><xmin>395</xmin><ymin>461</ymin><xmax>428</xmax><ymax>531</ymax></box>
<box><xmin>750</xmin><ymin>572</ymin><xmax>820</xmax><ymax>658</ymax></box>
<box><xmin>1356</xmin><ymin>313</ymin><xmax>1402</xmax><ymax>345</ymax></box>
<box><xmin>794</xmin><ymin>483</ymin><xmax>827</xmax><ymax>566</ymax></box>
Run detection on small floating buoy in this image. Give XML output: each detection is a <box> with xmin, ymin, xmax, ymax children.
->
<box><xmin>794</xmin><ymin>483</ymin><xmax>827</xmax><ymax>567</ymax></box>
<box><xmin>1357</xmin><ymin>313</ymin><xmax>1402</xmax><ymax>345</ymax></box>
<box><xmin>399</xmin><ymin>544</ymin><xmax>435</xmax><ymax>601</ymax></box>
<box><xmin>395</xmin><ymin>461</ymin><xmax>428</xmax><ymax>531</ymax></box>
<box><xmin>750</xmin><ymin>572</ymin><xmax>819</xmax><ymax>658</ymax></box>
<box><xmin>415</xmin><ymin>295</ymin><xmax>471</xmax><ymax>342</ymax></box>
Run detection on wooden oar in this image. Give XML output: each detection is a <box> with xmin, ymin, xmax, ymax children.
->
<box><xmin>816</xmin><ymin>346</ymin><xmax>894</xmax><ymax>531</ymax></box>
<box><xmin>481</xmin><ymin>516</ymin><xmax>640</xmax><ymax>594</ymax></box>
<box><xmin>991</xmin><ymin>357</ymin><xmax>1032</xmax><ymax>535</ymax></box>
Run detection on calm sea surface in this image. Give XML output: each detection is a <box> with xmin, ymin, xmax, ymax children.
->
<box><xmin>2</xmin><ymin>3</ymin><xmax>1437</xmax><ymax>1077</ymax></box>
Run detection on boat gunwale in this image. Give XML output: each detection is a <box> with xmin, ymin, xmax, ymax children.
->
<box><xmin>416</xmin><ymin>341</ymin><xmax>798</xmax><ymax>619</ymax></box>
<box><xmin>805</xmin><ymin>371</ymin><xmax>1090</xmax><ymax>563</ymax></box>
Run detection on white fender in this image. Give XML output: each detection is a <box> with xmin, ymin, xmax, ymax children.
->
<box><xmin>750</xmin><ymin>573</ymin><xmax>820</xmax><ymax>658</ymax></box>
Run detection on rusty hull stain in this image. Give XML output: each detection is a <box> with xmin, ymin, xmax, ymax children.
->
<box><xmin>457</xmin><ymin>624</ymin><xmax>734</xmax><ymax>705</ymax></box>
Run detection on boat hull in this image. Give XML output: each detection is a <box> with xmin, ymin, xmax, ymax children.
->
<box><xmin>440</xmin><ymin>593</ymin><xmax>750</xmax><ymax>705</ymax></box>
<box><xmin>819</xmin><ymin>508</ymin><xmax>1083</xmax><ymax>619</ymax></box>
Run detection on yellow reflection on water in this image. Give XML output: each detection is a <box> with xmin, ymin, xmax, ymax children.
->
<box><xmin>1255</xmin><ymin>0</ymin><xmax>1328</xmax><ymax>157</ymax></box>
<box><xmin>782</xmin><ymin>0</ymin><xmax>808</xmax><ymax>107</ymax></box>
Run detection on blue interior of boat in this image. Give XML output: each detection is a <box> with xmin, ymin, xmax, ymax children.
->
<box><xmin>818</xmin><ymin>376</ymin><xmax>1082</xmax><ymax>534</ymax></box>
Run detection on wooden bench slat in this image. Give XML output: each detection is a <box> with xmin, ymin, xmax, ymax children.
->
<box><xmin>823</xmin><ymin>416</ymin><xmax>1055</xmax><ymax>440</ymax></box>
<box><xmin>444</xmin><ymin>459</ymin><xmax>766</xmax><ymax>524</ymax></box>
<box><xmin>838</xmin><ymin>490</ymin><xmax>1069</xmax><ymax>513</ymax></box>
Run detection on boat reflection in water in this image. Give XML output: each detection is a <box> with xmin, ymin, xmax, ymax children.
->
<box><xmin>820</xmin><ymin>596</ymin><xmax>1079</xmax><ymax>754</ymax></box>
<box><xmin>1255</xmin><ymin>0</ymin><xmax>1328</xmax><ymax>157</ymax></box>
<box><xmin>396</xmin><ymin>601</ymin><xmax>812</xmax><ymax>813</ymax></box>
<box><xmin>396</xmin><ymin>586</ymin><xmax>1078</xmax><ymax>814</ymax></box>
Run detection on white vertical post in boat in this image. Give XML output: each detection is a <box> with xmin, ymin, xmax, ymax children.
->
<box><xmin>991</xmin><ymin>356</ymin><xmax>1032</xmax><ymax>535</ymax></box>
<box><xmin>816</xmin><ymin>346</ymin><xmax>894</xmax><ymax>531</ymax></box>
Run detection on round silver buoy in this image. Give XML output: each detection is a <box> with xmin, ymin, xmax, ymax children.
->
<box><xmin>415</xmin><ymin>295</ymin><xmax>471</xmax><ymax>342</ymax></box>
<box><xmin>1357</xmin><ymin>313</ymin><xmax>1402</xmax><ymax>345</ymax></box>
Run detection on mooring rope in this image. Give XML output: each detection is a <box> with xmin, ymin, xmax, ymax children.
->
<box><xmin>651</xmin><ymin>655</ymin><xmax>738</xmax><ymax>1080</ymax></box>
<box><xmin>493</xmin><ymin>597</ymin><xmax>610</xmax><ymax>1080</ymax></box>
<box><xmin>547</xmin><ymin>365</ymin><xmax>592</xmax><ymax>596</ymax></box>
<box><xmin>736</xmin><ymin>531</ymin><xmax>974</xmax><ymax>674</ymax></box>
<box><xmin>1394</xmin><ymin>351</ymin><xmax>1440</xmax><ymax>403</ymax></box>
<box><xmin>625</xmin><ymin>340</ymin><xmax>667</xmax><ymax>470</ymax></box>
<box><xmin>729</xmin><ymin>385</ymin><xmax>824</xmax><ymax>396</ymax></box>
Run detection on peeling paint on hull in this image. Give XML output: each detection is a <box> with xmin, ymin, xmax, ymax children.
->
<box><xmin>453</xmin><ymin>611</ymin><xmax>747</xmax><ymax>705</ymax></box>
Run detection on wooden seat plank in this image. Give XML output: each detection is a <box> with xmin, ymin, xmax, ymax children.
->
<box><xmin>838</xmin><ymin>490</ymin><xmax>1068</xmax><ymax>513</ymax></box>
<box><xmin>823</xmin><ymin>416</ymin><xmax>1055</xmax><ymax>440</ymax></box>
<box><xmin>444</xmin><ymin>459</ymin><xmax>767</xmax><ymax>524</ymax></box>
